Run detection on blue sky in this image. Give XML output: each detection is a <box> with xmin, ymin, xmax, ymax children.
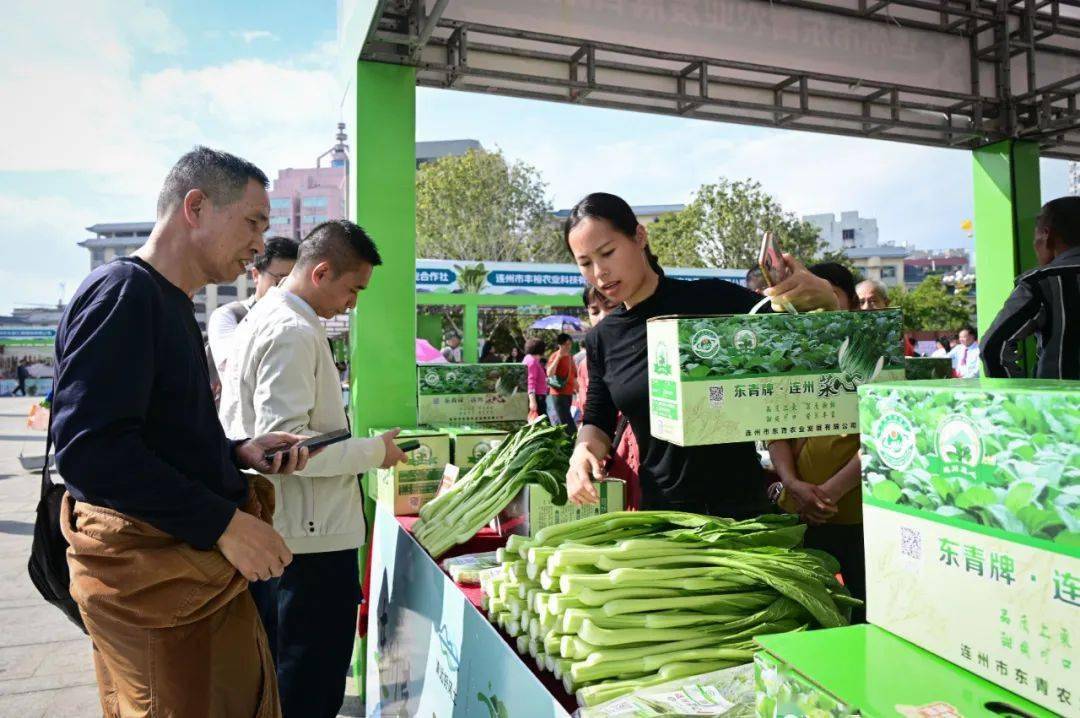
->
<box><xmin>0</xmin><ymin>0</ymin><xmax>1071</xmax><ymax>314</ymax></box>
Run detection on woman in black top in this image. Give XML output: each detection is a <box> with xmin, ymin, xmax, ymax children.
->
<box><xmin>564</xmin><ymin>193</ymin><xmax>839</xmax><ymax>519</ymax></box>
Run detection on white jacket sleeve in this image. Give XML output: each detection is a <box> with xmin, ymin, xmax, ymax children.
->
<box><xmin>252</xmin><ymin>328</ymin><xmax>386</xmax><ymax>476</ymax></box>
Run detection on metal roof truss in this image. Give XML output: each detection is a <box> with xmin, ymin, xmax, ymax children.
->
<box><xmin>359</xmin><ymin>0</ymin><xmax>1080</xmax><ymax>159</ymax></box>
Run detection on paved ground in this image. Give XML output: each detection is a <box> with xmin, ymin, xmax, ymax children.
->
<box><xmin>0</xmin><ymin>396</ymin><xmax>363</xmax><ymax>717</ymax></box>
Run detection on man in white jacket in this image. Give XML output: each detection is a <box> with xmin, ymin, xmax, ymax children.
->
<box><xmin>220</xmin><ymin>219</ymin><xmax>406</xmax><ymax>718</ymax></box>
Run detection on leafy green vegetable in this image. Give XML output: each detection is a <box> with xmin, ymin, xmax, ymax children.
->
<box><xmin>838</xmin><ymin>334</ymin><xmax>884</xmax><ymax>383</ymax></box>
<box><xmin>675</xmin><ymin>310</ymin><xmax>903</xmax><ymax>379</ymax></box>
<box><xmin>414</xmin><ymin>420</ymin><xmax>572</xmax><ymax>557</ymax></box>
<box><xmin>453</xmin><ymin>262</ymin><xmax>489</xmax><ymax>293</ymax></box>
<box><xmin>860</xmin><ymin>382</ymin><xmax>1080</xmax><ymax>544</ymax></box>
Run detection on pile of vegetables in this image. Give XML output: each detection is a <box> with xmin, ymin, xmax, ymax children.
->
<box><xmin>479</xmin><ymin>511</ymin><xmax>857</xmax><ymax>707</ymax></box>
<box><xmin>414</xmin><ymin>420</ymin><xmax>573</xmax><ymax>557</ymax></box>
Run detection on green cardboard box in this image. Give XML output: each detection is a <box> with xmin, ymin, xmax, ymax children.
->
<box><xmin>370</xmin><ymin>427</ymin><xmax>451</xmax><ymax>516</ymax></box>
<box><xmin>647</xmin><ymin>309</ymin><xmax>904</xmax><ymax>446</ymax></box>
<box><xmin>417</xmin><ymin>363</ymin><xmax>528</xmax><ymax>425</ymax></box>
<box><xmin>755</xmin><ymin>625</ymin><xmax>1056</xmax><ymax>718</ymax></box>
<box><xmin>440</xmin><ymin>426</ymin><xmax>508</xmax><ymax>472</ymax></box>
<box><xmin>904</xmin><ymin>356</ymin><xmax>953</xmax><ymax>380</ymax></box>
<box><xmin>492</xmin><ymin>480</ymin><xmax>625</xmax><ymax>537</ymax></box>
<box><xmin>859</xmin><ymin>379</ymin><xmax>1079</xmax><ymax>715</ymax></box>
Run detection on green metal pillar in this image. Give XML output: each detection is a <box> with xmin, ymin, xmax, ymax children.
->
<box><xmin>349</xmin><ymin>59</ymin><xmax>416</xmax><ymax>703</ymax></box>
<box><xmin>350</xmin><ymin>60</ymin><xmax>417</xmax><ymax>434</ymax></box>
<box><xmin>971</xmin><ymin>141</ymin><xmax>1041</xmax><ymax>344</ymax></box>
<box><xmin>463</xmin><ymin>302</ymin><xmax>480</xmax><ymax>362</ymax></box>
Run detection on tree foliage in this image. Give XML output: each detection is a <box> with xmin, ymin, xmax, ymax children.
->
<box><xmin>648</xmin><ymin>179</ymin><xmax>829</xmax><ymax>270</ymax></box>
<box><xmin>416</xmin><ymin>149</ymin><xmax>564</xmax><ymax>263</ymax></box>
<box><xmin>891</xmin><ymin>276</ymin><xmax>975</xmax><ymax>333</ymax></box>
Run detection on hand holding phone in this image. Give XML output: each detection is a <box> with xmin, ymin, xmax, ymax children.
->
<box><xmin>239</xmin><ymin>432</ymin><xmax>320</xmax><ymax>475</ymax></box>
<box><xmin>263</xmin><ymin>429</ymin><xmax>351</xmax><ymax>461</ymax></box>
<box><xmin>763</xmin><ymin>253</ymin><xmax>840</xmax><ymax>313</ymax></box>
<box><xmin>758</xmin><ymin>232</ymin><xmax>791</xmax><ymax>287</ymax></box>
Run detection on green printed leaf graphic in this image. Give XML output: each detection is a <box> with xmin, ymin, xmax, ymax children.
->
<box><xmin>872</xmin><ymin>480</ymin><xmax>902</xmax><ymax>503</ymax></box>
<box><xmin>935</xmin><ymin>506</ymin><xmax>968</xmax><ymax>519</ymax></box>
<box><xmin>955</xmin><ymin>486</ymin><xmax>997</xmax><ymax>511</ymax></box>
<box><xmin>1004</xmin><ymin>482</ymin><xmax>1039</xmax><ymax>515</ymax></box>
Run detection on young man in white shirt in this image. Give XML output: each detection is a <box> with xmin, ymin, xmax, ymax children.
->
<box><xmin>219</xmin><ymin>220</ymin><xmax>406</xmax><ymax>718</ymax></box>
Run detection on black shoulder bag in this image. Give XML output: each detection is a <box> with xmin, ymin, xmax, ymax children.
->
<box><xmin>27</xmin><ymin>415</ymin><xmax>86</xmax><ymax>633</ymax></box>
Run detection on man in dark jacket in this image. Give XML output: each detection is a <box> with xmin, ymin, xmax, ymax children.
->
<box><xmin>983</xmin><ymin>196</ymin><xmax>1080</xmax><ymax>380</ymax></box>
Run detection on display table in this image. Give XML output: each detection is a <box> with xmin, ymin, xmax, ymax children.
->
<box><xmin>365</xmin><ymin>506</ymin><xmax>575</xmax><ymax>717</ymax></box>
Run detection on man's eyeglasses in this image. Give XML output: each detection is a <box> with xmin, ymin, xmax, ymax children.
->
<box><xmin>261</xmin><ymin>269</ymin><xmax>288</xmax><ymax>284</ymax></box>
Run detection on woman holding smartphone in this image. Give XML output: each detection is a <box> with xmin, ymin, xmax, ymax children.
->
<box><xmin>564</xmin><ymin>193</ymin><xmax>838</xmax><ymax>518</ymax></box>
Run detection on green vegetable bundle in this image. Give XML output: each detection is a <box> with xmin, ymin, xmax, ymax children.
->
<box><xmin>413</xmin><ymin>420</ymin><xmax>573</xmax><ymax>557</ymax></box>
<box><xmin>480</xmin><ymin>511</ymin><xmax>857</xmax><ymax>708</ymax></box>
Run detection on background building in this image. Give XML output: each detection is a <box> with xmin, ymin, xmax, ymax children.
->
<box><xmin>803</xmin><ymin>210</ymin><xmax>910</xmax><ymax>288</ymax></box>
<box><xmin>844</xmin><ymin>246</ymin><xmax>909</xmax><ymax>287</ymax></box>
<box><xmin>269</xmin><ymin>137</ymin><xmax>483</xmax><ymax>241</ymax></box>
<box><xmin>802</xmin><ymin>211</ymin><xmax>879</xmax><ymax>252</ymax></box>
<box><xmin>416</xmin><ymin>139</ymin><xmax>482</xmax><ymax>168</ymax></box>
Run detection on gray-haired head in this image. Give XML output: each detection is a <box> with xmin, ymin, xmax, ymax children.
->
<box><xmin>157</xmin><ymin>146</ymin><xmax>268</xmax><ymax>218</ymax></box>
<box><xmin>855</xmin><ymin>279</ymin><xmax>889</xmax><ymax>310</ymax></box>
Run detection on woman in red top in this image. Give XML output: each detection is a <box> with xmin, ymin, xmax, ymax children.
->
<box><xmin>546</xmin><ymin>332</ymin><xmax>578</xmax><ymax>435</ymax></box>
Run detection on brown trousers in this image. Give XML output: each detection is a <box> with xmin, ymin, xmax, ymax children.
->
<box><xmin>61</xmin><ymin>479</ymin><xmax>281</xmax><ymax>718</ymax></box>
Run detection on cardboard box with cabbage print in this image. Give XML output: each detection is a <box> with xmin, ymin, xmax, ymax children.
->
<box><xmin>859</xmin><ymin>378</ymin><xmax>1079</xmax><ymax>716</ymax></box>
<box><xmin>370</xmin><ymin>427</ymin><xmax>451</xmax><ymax>516</ymax></box>
<box><xmin>417</xmin><ymin>363</ymin><xmax>528</xmax><ymax>425</ymax></box>
<box><xmin>440</xmin><ymin>426</ymin><xmax>507</xmax><ymax>472</ymax></box>
<box><xmin>647</xmin><ymin>309</ymin><xmax>904</xmax><ymax>446</ymax></box>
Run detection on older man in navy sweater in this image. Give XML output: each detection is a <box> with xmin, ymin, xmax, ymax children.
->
<box><xmin>52</xmin><ymin>147</ymin><xmax>314</xmax><ymax>717</ymax></box>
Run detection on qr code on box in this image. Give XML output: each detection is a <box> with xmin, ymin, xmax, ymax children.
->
<box><xmin>708</xmin><ymin>386</ymin><xmax>724</xmax><ymax>407</ymax></box>
<box><xmin>900</xmin><ymin>526</ymin><xmax>921</xmax><ymax>560</ymax></box>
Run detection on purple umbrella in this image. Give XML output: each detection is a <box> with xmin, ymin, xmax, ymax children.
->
<box><xmin>529</xmin><ymin>314</ymin><xmax>584</xmax><ymax>331</ymax></box>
